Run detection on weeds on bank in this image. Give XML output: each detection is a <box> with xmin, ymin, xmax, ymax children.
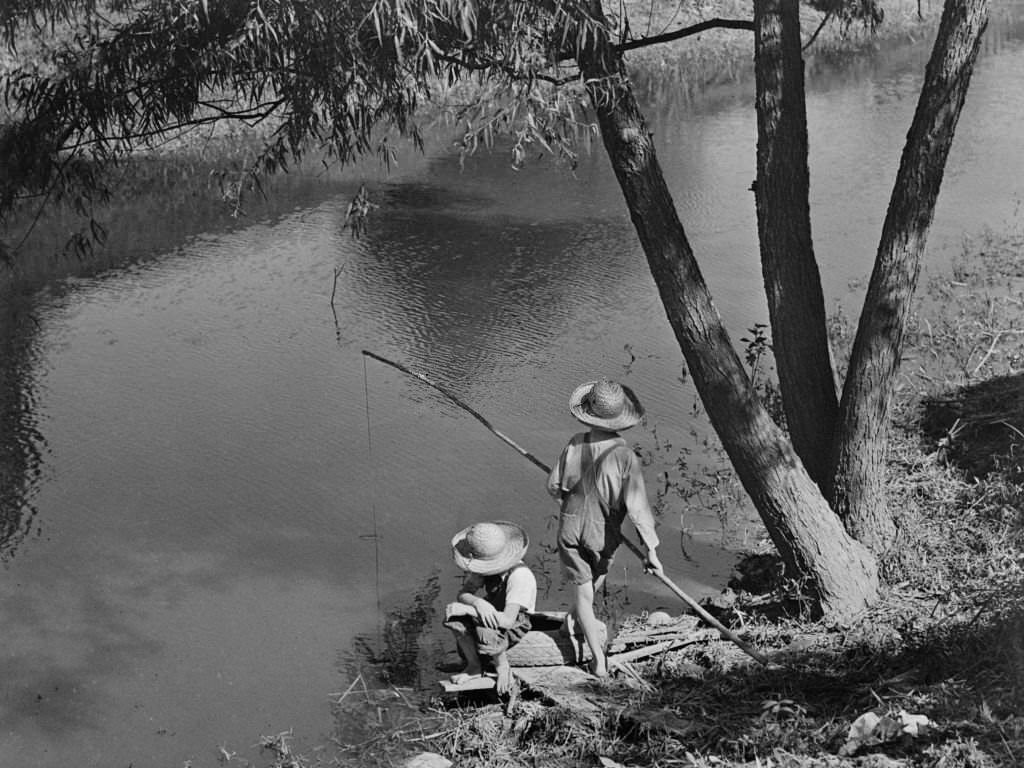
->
<box><xmin>319</xmin><ymin>226</ymin><xmax>1023</xmax><ymax>768</ymax></box>
<box><xmin>340</xmin><ymin>592</ymin><xmax>1022</xmax><ymax>767</ymax></box>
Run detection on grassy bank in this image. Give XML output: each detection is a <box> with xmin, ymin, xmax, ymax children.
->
<box><xmin>623</xmin><ymin>0</ymin><xmax>937</xmax><ymax>101</ymax></box>
<box><xmin>307</xmin><ymin>225</ymin><xmax>1023</xmax><ymax>768</ymax></box>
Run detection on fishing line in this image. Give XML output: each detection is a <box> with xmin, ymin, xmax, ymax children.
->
<box><xmin>361</xmin><ymin>348</ymin><xmax>773</xmax><ymax>666</ymax></box>
<box><xmin>361</xmin><ymin>354</ymin><xmax>383</xmax><ymax>650</ymax></box>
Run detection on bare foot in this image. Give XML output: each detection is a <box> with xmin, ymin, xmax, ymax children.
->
<box><xmin>450</xmin><ymin>668</ymin><xmax>483</xmax><ymax>685</ymax></box>
<box><xmin>588</xmin><ymin>658</ymin><xmax>609</xmax><ymax>678</ymax></box>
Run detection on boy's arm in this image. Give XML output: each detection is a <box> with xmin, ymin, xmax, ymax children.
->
<box><xmin>493</xmin><ymin>567</ymin><xmax>536</xmax><ymax>628</ymax></box>
<box><xmin>620</xmin><ymin>452</ymin><xmax>663</xmax><ymax>573</ymax></box>
<box><xmin>454</xmin><ymin>572</ymin><xmax>505</xmax><ymax>627</ymax></box>
<box><xmin>456</xmin><ymin>572</ymin><xmax>485</xmax><ymax>607</ymax></box>
<box><xmin>494</xmin><ymin>602</ymin><xmax>523</xmax><ymax>630</ymax></box>
<box><xmin>445</xmin><ymin>573</ymin><xmax>484</xmax><ymax>619</ymax></box>
<box><xmin>546</xmin><ymin>447</ymin><xmax>567</xmax><ymax>500</ymax></box>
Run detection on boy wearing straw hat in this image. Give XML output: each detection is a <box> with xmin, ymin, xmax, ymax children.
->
<box><xmin>547</xmin><ymin>379</ymin><xmax>663</xmax><ymax>678</ymax></box>
<box><xmin>443</xmin><ymin>520</ymin><xmax>537</xmax><ymax>694</ymax></box>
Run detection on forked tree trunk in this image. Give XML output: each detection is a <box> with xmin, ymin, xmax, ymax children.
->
<box><xmin>578</xmin><ymin>18</ymin><xmax>878</xmax><ymax>619</ymax></box>
<box><xmin>753</xmin><ymin>0</ymin><xmax>838</xmax><ymax>491</ymax></box>
<box><xmin>830</xmin><ymin>0</ymin><xmax>990</xmax><ymax>549</ymax></box>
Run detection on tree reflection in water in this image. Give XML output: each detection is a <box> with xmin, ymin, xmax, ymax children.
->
<box><xmin>340</xmin><ymin>572</ymin><xmax>443</xmax><ymax>689</ymax></box>
<box><xmin>332</xmin><ymin>573</ymin><xmax>445</xmax><ymax>756</ymax></box>
<box><xmin>0</xmin><ymin>300</ymin><xmax>46</xmax><ymax>562</ymax></box>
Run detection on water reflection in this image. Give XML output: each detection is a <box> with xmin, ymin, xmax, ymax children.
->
<box><xmin>984</xmin><ymin>1</ymin><xmax>1024</xmax><ymax>54</ymax></box>
<box><xmin>0</xmin><ymin>296</ymin><xmax>46</xmax><ymax>561</ymax></box>
<box><xmin>341</xmin><ymin>573</ymin><xmax>443</xmax><ymax>688</ymax></box>
<box><xmin>347</xmin><ymin>175</ymin><xmax>642</xmax><ymax>393</ymax></box>
<box><xmin>0</xmin><ymin>570</ymin><xmax>163</xmax><ymax>738</ymax></box>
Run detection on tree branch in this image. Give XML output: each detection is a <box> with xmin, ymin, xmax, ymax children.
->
<box><xmin>802</xmin><ymin>10</ymin><xmax>833</xmax><ymax>51</ymax></box>
<box><xmin>55</xmin><ymin>100</ymin><xmax>287</xmax><ymax>152</ymax></box>
<box><xmin>616</xmin><ymin>17</ymin><xmax>754</xmax><ymax>52</ymax></box>
<box><xmin>434</xmin><ymin>52</ymin><xmax>577</xmax><ymax>86</ymax></box>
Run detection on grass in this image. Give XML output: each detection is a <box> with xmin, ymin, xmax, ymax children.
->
<box><xmin>308</xmin><ymin>223</ymin><xmax>1024</xmax><ymax>768</ymax></box>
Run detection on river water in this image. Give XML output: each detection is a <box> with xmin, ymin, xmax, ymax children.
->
<box><xmin>2</xmin><ymin>8</ymin><xmax>1023</xmax><ymax>767</ymax></box>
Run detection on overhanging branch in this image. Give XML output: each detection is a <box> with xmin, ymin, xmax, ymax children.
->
<box><xmin>434</xmin><ymin>52</ymin><xmax>577</xmax><ymax>86</ymax></box>
<box><xmin>616</xmin><ymin>18</ymin><xmax>755</xmax><ymax>52</ymax></box>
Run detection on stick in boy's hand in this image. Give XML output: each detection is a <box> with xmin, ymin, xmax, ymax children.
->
<box><xmin>643</xmin><ymin>549</ymin><xmax>664</xmax><ymax>575</ymax></box>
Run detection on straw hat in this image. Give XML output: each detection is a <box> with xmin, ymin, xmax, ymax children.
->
<box><xmin>451</xmin><ymin>521</ymin><xmax>529</xmax><ymax>576</ymax></box>
<box><xmin>569</xmin><ymin>379</ymin><xmax>645</xmax><ymax>431</ymax></box>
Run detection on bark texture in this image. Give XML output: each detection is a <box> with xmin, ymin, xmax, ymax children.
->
<box><xmin>831</xmin><ymin>0</ymin><xmax>990</xmax><ymax>550</ymax></box>
<box><xmin>753</xmin><ymin>0</ymin><xmax>838</xmax><ymax>490</ymax></box>
<box><xmin>579</xmin><ymin>19</ymin><xmax>878</xmax><ymax>619</ymax></box>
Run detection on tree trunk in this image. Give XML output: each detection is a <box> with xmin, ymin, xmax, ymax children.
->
<box><xmin>753</xmin><ymin>0</ymin><xmax>838</xmax><ymax>490</ymax></box>
<box><xmin>831</xmin><ymin>0</ymin><xmax>990</xmax><ymax>549</ymax></box>
<box><xmin>578</xmin><ymin>19</ymin><xmax>878</xmax><ymax>619</ymax></box>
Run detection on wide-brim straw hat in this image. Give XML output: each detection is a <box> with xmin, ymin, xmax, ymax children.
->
<box><xmin>451</xmin><ymin>521</ymin><xmax>529</xmax><ymax>576</ymax></box>
<box><xmin>569</xmin><ymin>379</ymin><xmax>645</xmax><ymax>431</ymax></box>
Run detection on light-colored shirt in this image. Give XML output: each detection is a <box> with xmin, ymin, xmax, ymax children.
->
<box><xmin>503</xmin><ymin>563</ymin><xmax>537</xmax><ymax>613</ymax></box>
<box><xmin>462</xmin><ymin>563</ymin><xmax>537</xmax><ymax>613</ymax></box>
<box><xmin>547</xmin><ymin>431</ymin><xmax>659</xmax><ymax>550</ymax></box>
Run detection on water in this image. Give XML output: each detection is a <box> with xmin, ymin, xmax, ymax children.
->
<box><xmin>2</xmin><ymin>8</ymin><xmax>1024</xmax><ymax>767</ymax></box>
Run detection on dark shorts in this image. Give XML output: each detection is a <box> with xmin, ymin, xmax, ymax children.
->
<box><xmin>559</xmin><ymin>543</ymin><xmax>613</xmax><ymax>586</ymax></box>
<box><xmin>443</xmin><ymin>609</ymin><xmax>533</xmax><ymax>657</ymax></box>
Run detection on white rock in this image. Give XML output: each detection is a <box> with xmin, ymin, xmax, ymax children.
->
<box><xmin>402</xmin><ymin>751</ymin><xmax>453</xmax><ymax>768</ymax></box>
<box><xmin>647</xmin><ymin>610</ymin><xmax>673</xmax><ymax>626</ymax></box>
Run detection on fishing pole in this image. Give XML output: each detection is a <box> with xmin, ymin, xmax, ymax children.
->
<box><xmin>361</xmin><ymin>350</ymin><xmax>550</xmax><ymax>473</ymax></box>
<box><xmin>361</xmin><ymin>349</ymin><xmax>772</xmax><ymax>666</ymax></box>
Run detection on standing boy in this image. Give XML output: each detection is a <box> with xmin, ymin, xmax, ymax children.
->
<box><xmin>547</xmin><ymin>379</ymin><xmax>663</xmax><ymax>678</ymax></box>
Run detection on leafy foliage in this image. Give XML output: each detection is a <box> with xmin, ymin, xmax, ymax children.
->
<box><xmin>3</xmin><ymin>1</ymin><xmax>421</xmax><ymax>223</ymax></box>
<box><xmin>0</xmin><ymin>0</ymin><xmax>619</xmax><ymax>257</ymax></box>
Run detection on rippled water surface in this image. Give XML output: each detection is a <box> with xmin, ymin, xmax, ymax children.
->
<box><xmin>2</xmin><ymin>9</ymin><xmax>1024</xmax><ymax>767</ymax></box>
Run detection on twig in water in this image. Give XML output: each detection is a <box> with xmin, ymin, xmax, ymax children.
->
<box><xmin>391</xmin><ymin>685</ymin><xmax>414</xmax><ymax>707</ymax></box>
<box><xmin>1001</xmin><ymin>420</ymin><xmax>1024</xmax><ymax>442</ymax></box>
<box><xmin>330</xmin><ymin>264</ymin><xmax>346</xmax><ymax>308</ymax></box>
<box><xmin>331</xmin><ymin>673</ymin><xmax>365</xmax><ymax>707</ymax></box>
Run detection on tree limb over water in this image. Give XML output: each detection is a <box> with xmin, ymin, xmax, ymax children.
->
<box><xmin>617</xmin><ymin>18</ymin><xmax>756</xmax><ymax>52</ymax></box>
<box><xmin>0</xmin><ymin>0</ymin><xmax>989</xmax><ymax>619</ymax></box>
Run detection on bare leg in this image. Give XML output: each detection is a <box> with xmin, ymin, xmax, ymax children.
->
<box><xmin>493</xmin><ymin>650</ymin><xmax>514</xmax><ymax>694</ymax></box>
<box><xmin>571</xmin><ymin>581</ymin><xmax>608</xmax><ymax>678</ymax></box>
<box><xmin>449</xmin><ymin>631</ymin><xmax>484</xmax><ymax>684</ymax></box>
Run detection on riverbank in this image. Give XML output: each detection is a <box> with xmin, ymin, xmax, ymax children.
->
<box><xmin>325</xmin><ymin>227</ymin><xmax>1023</xmax><ymax>768</ymax></box>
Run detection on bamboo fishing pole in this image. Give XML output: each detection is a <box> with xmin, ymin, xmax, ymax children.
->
<box><xmin>362</xmin><ymin>349</ymin><xmax>772</xmax><ymax>666</ymax></box>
